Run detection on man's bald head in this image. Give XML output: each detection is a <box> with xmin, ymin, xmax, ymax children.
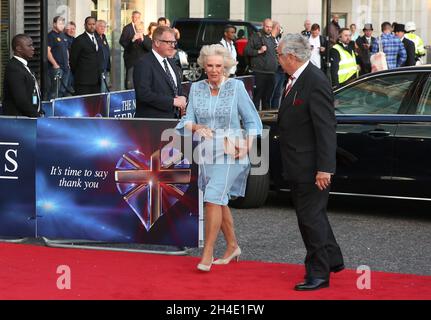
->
<box><xmin>262</xmin><ymin>18</ymin><xmax>273</xmax><ymax>35</ymax></box>
<box><xmin>12</xmin><ymin>34</ymin><xmax>34</xmax><ymax>60</ymax></box>
<box><xmin>12</xmin><ymin>34</ymin><xmax>31</xmax><ymax>51</ymax></box>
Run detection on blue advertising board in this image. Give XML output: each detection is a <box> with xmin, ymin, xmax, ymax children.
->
<box><xmin>53</xmin><ymin>94</ymin><xmax>108</xmax><ymax>117</ymax></box>
<box><xmin>108</xmin><ymin>90</ymin><xmax>136</xmax><ymax>118</ymax></box>
<box><xmin>36</xmin><ymin>118</ymin><xmax>200</xmax><ymax>247</ymax></box>
<box><xmin>0</xmin><ymin>117</ymin><xmax>36</xmax><ymax>237</ymax></box>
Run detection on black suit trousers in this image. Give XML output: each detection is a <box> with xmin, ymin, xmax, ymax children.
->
<box><xmin>290</xmin><ymin>182</ymin><xmax>344</xmax><ymax>279</ymax></box>
<box><xmin>74</xmin><ymin>84</ymin><xmax>100</xmax><ymax>96</ymax></box>
<box><xmin>253</xmin><ymin>72</ymin><xmax>275</xmax><ymax>110</ymax></box>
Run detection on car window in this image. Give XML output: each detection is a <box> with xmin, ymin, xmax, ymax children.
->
<box><xmin>233</xmin><ymin>25</ymin><xmax>249</xmax><ymax>39</ymax></box>
<box><xmin>175</xmin><ymin>21</ymin><xmax>200</xmax><ymax>49</ymax></box>
<box><xmin>202</xmin><ymin>23</ymin><xmax>225</xmax><ymax>44</ymax></box>
<box><xmin>416</xmin><ymin>74</ymin><xmax>431</xmax><ymax>115</ymax></box>
<box><xmin>334</xmin><ymin>73</ymin><xmax>418</xmax><ymax>115</ymax></box>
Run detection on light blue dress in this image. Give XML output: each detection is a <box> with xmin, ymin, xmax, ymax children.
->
<box><xmin>176</xmin><ymin>78</ymin><xmax>263</xmax><ymax>205</ymax></box>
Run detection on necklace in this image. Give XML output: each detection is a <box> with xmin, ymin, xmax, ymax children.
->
<box><xmin>208</xmin><ymin>76</ymin><xmax>225</xmax><ymax>90</ymax></box>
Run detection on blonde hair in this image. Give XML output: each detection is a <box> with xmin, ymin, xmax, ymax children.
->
<box><xmin>197</xmin><ymin>44</ymin><xmax>237</xmax><ymax>77</ymax></box>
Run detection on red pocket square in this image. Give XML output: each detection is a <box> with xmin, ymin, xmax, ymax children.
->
<box><xmin>293</xmin><ymin>98</ymin><xmax>304</xmax><ymax>106</ymax></box>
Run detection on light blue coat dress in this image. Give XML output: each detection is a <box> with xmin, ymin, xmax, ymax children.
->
<box><xmin>176</xmin><ymin>78</ymin><xmax>263</xmax><ymax>205</ymax></box>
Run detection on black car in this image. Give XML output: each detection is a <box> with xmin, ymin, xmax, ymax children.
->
<box><xmin>232</xmin><ymin>66</ymin><xmax>431</xmax><ymax>208</ymax></box>
<box><xmin>172</xmin><ymin>18</ymin><xmax>261</xmax><ymax>81</ymax></box>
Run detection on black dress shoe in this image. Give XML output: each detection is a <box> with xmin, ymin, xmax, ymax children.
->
<box><xmin>294</xmin><ymin>277</ymin><xmax>329</xmax><ymax>291</ymax></box>
<box><xmin>330</xmin><ymin>264</ymin><xmax>345</xmax><ymax>273</ymax></box>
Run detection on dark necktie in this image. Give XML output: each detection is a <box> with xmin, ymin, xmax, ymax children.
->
<box><xmin>163</xmin><ymin>59</ymin><xmax>178</xmax><ymax>96</ymax></box>
<box><xmin>91</xmin><ymin>35</ymin><xmax>98</xmax><ymax>51</ymax></box>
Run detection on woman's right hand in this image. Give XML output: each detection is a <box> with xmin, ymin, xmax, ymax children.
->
<box><xmin>194</xmin><ymin>125</ymin><xmax>213</xmax><ymax>139</ymax></box>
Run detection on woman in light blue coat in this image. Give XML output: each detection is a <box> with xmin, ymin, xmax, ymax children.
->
<box><xmin>177</xmin><ymin>44</ymin><xmax>262</xmax><ymax>272</ymax></box>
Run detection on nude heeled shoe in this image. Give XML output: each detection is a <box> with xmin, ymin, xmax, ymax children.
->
<box><xmin>212</xmin><ymin>247</ymin><xmax>242</xmax><ymax>265</ymax></box>
<box><xmin>197</xmin><ymin>257</ymin><xmax>214</xmax><ymax>272</ymax></box>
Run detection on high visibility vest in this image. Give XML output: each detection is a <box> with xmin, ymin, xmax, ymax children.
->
<box><xmin>405</xmin><ymin>33</ymin><xmax>426</xmax><ymax>57</ymax></box>
<box><xmin>333</xmin><ymin>44</ymin><xmax>358</xmax><ymax>84</ymax></box>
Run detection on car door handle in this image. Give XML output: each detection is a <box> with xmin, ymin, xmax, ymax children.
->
<box><xmin>367</xmin><ymin>129</ymin><xmax>391</xmax><ymax>137</ymax></box>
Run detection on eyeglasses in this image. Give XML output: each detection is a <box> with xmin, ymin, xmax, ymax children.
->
<box><xmin>157</xmin><ymin>39</ymin><xmax>177</xmax><ymax>46</ymax></box>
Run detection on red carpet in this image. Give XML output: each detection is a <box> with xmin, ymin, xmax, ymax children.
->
<box><xmin>0</xmin><ymin>243</ymin><xmax>430</xmax><ymax>300</ymax></box>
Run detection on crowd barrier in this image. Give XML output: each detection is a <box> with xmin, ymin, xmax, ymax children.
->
<box><xmin>39</xmin><ymin>75</ymin><xmax>254</xmax><ymax>119</ymax></box>
<box><xmin>0</xmin><ymin>117</ymin><xmax>202</xmax><ymax>250</ymax></box>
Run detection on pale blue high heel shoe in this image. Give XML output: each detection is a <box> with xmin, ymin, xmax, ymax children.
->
<box><xmin>213</xmin><ymin>247</ymin><xmax>241</xmax><ymax>265</ymax></box>
<box><xmin>197</xmin><ymin>257</ymin><xmax>214</xmax><ymax>272</ymax></box>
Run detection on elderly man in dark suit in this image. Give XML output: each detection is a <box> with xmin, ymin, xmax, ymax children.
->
<box><xmin>2</xmin><ymin>34</ymin><xmax>42</xmax><ymax>117</ymax></box>
<box><xmin>277</xmin><ymin>33</ymin><xmax>344</xmax><ymax>291</ymax></box>
<box><xmin>133</xmin><ymin>26</ymin><xmax>187</xmax><ymax>119</ymax></box>
<box><xmin>70</xmin><ymin>16</ymin><xmax>104</xmax><ymax>96</ymax></box>
<box><xmin>394</xmin><ymin>24</ymin><xmax>416</xmax><ymax>67</ymax></box>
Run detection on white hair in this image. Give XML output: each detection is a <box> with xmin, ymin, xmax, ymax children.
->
<box><xmin>197</xmin><ymin>44</ymin><xmax>237</xmax><ymax>77</ymax></box>
<box><xmin>279</xmin><ymin>33</ymin><xmax>311</xmax><ymax>62</ymax></box>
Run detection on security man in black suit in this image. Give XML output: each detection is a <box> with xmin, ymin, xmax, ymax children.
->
<box><xmin>277</xmin><ymin>34</ymin><xmax>344</xmax><ymax>291</ymax></box>
<box><xmin>70</xmin><ymin>16</ymin><xmax>104</xmax><ymax>96</ymax></box>
<box><xmin>133</xmin><ymin>26</ymin><xmax>187</xmax><ymax>119</ymax></box>
<box><xmin>2</xmin><ymin>34</ymin><xmax>43</xmax><ymax>117</ymax></box>
<box><xmin>394</xmin><ymin>24</ymin><xmax>416</xmax><ymax>67</ymax></box>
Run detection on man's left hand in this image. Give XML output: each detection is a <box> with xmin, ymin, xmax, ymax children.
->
<box><xmin>315</xmin><ymin>171</ymin><xmax>332</xmax><ymax>191</ymax></box>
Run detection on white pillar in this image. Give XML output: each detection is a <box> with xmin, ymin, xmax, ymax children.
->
<box><xmin>190</xmin><ymin>0</ymin><xmax>204</xmax><ymax>18</ymax></box>
<box><xmin>144</xmin><ymin>0</ymin><xmax>158</xmax><ymax>26</ymax></box>
<box><xmin>420</xmin><ymin>0</ymin><xmax>428</xmax><ymax>45</ymax></box>
<box><xmin>230</xmin><ymin>0</ymin><xmax>245</xmax><ymax>20</ymax></box>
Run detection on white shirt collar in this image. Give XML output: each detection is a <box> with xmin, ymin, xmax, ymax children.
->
<box><xmin>86</xmin><ymin>31</ymin><xmax>95</xmax><ymax>40</ymax></box>
<box><xmin>13</xmin><ymin>55</ymin><xmax>28</xmax><ymax>67</ymax></box>
<box><xmin>291</xmin><ymin>60</ymin><xmax>310</xmax><ymax>82</ymax></box>
<box><xmin>152</xmin><ymin>49</ymin><xmax>177</xmax><ymax>86</ymax></box>
<box><xmin>152</xmin><ymin>49</ymin><xmax>168</xmax><ymax>63</ymax></box>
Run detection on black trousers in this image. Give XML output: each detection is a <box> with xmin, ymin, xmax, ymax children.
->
<box><xmin>74</xmin><ymin>84</ymin><xmax>101</xmax><ymax>96</ymax></box>
<box><xmin>253</xmin><ymin>72</ymin><xmax>275</xmax><ymax>110</ymax></box>
<box><xmin>290</xmin><ymin>182</ymin><xmax>344</xmax><ymax>279</ymax></box>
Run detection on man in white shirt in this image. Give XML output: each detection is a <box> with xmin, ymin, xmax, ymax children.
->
<box><xmin>119</xmin><ymin>11</ymin><xmax>142</xmax><ymax>88</ymax></box>
<box><xmin>308</xmin><ymin>23</ymin><xmax>326</xmax><ymax>71</ymax></box>
<box><xmin>219</xmin><ymin>25</ymin><xmax>238</xmax><ymax>77</ymax></box>
<box><xmin>133</xmin><ymin>26</ymin><xmax>187</xmax><ymax>119</ymax></box>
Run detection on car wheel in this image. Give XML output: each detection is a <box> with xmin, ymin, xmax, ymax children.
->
<box><xmin>229</xmin><ymin>170</ymin><xmax>270</xmax><ymax>209</ymax></box>
<box><xmin>185</xmin><ymin>62</ymin><xmax>203</xmax><ymax>82</ymax></box>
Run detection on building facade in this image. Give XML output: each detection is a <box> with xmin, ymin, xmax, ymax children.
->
<box><xmin>1</xmin><ymin>0</ymin><xmax>430</xmax><ymax>98</ymax></box>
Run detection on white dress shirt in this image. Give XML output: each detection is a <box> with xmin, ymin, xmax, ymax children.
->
<box><xmin>86</xmin><ymin>32</ymin><xmax>98</xmax><ymax>51</ymax></box>
<box><xmin>309</xmin><ymin>36</ymin><xmax>322</xmax><ymax>69</ymax></box>
<box><xmin>290</xmin><ymin>60</ymin><xmax>310</xmax><ymax>88</ymax></box>
<box><xmin>152</xmin><ymin>49</ymin><xmax>178</xmax><ymax>87</ymax></box>
<box><xmin>220</xmin><ymin>38</ymin><xmax>237</xmax><ymax>75</ymax></box>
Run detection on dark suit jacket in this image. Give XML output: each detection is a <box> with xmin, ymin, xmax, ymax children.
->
<box><xmin>356</xmin><ymin>36</ymin><xmax>376</xmax><ymax>75</ymax></box>
<box><xmin>70</xmin><ymin>33</ymin><xmax>104</xmax><ymax>86</ymax></box>
<box><xmin>402</xmin><ymin>37</ymin><xmax>416</xmax><ymax>67</ymax></box>
<box><xmin>125</xmin><ymin>36</ymin><xmax>152</xmax><ymax>70</ymax></box>
<box><xmin>96</xmin><ymin>33</ymin><xmax>111</xmax><ymax>72</ymax></box>
<box><xmin>1</xmin><ymin>57</ymin><xmax>40</xmax><ymax>117</ymax></box>
<box><xmin>133</xmin><ymin>51</ymin><xmax>184</xmax><ymax>119</ymax></box>
<box><xmin>119</xmin><ymin>23</ymin><xmax>151</xmax><ymax>70</ymax></box>
<box><xmin>278</xmin><ymin>63</ymin><xmax>337</xmax><ymax>183</ymax></box>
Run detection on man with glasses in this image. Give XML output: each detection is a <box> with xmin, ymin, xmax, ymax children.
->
<box><xmin>133</xmin><ymin>26</ymin><xmax>187</xmax><ymax>119</ymax></box>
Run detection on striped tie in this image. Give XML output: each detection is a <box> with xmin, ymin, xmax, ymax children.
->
<box><xmin>163</xmin><ymin>59</ymin><xmax>178</xmax><ymax>96</ymax></box>
<box><xmin>284</xmin><ymin>76</ymin><xmax>296</xmax><ymax>97</ymax></box>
